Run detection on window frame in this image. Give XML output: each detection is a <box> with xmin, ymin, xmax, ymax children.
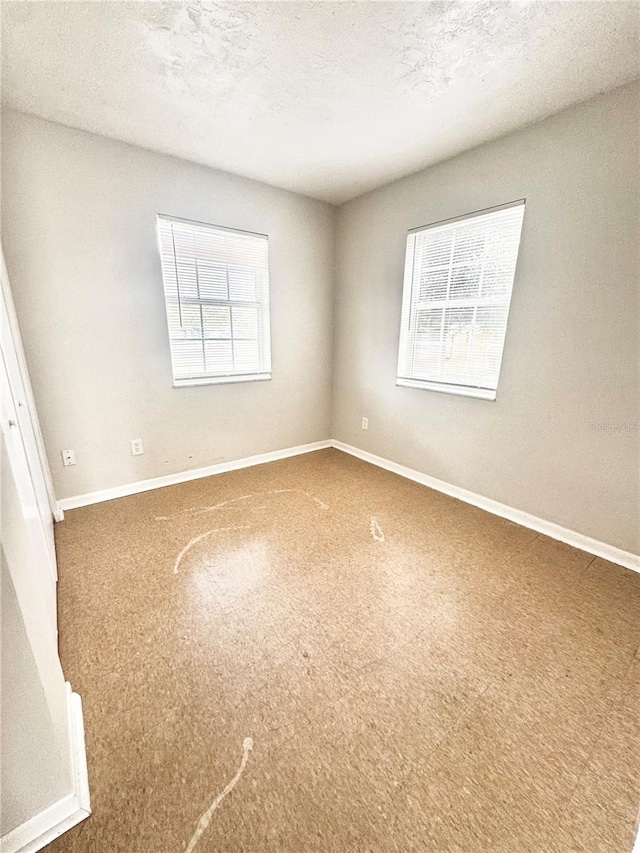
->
<box><xmin>396</xmin><ymin>199</ymin><xmax>525</xmax><ymax>402</ymax></box>
<box><xmin>156</xmin><ymin>214</ymin><xmax>272</xmax><ymax>388</ymax></box>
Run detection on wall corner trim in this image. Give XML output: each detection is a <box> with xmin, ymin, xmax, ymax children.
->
<box><xmin>331</xmin><ymin>440</ymin><xmax>640</xmax><ymax>574</ymax></box>
<box><xmin>57</xmin><ymin>440</ymin><xmax>333</xmax><ymax>510</ymax></box>
<box><xmin>0</xmin><ymin>684</ymin><xmax>91</xmax><ymax>853</ymax></box>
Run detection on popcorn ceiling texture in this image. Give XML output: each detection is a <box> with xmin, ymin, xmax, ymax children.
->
<box><xmin>2</xmin><ymin>1</ymin><xmax>638</xmax><ymax>203</ymax></box>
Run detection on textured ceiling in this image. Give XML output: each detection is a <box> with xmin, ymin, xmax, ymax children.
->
<box><xmin>2</xmin><ymin>1</ymin><xmax>638</xmax><ymax>204</ymax></box>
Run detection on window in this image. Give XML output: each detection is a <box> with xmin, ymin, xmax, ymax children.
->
<box><xmin>157</xmin><ymin>215</ymin><xmax>271</xmax><ymax>386</ymax></box>
<box><xmin>396</xmin><ymin>200</ymin><xmax>525</xmax><ymax>400</ymax></box>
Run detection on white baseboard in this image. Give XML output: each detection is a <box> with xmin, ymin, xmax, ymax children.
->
<box><xmin>58</xmin><ymin>440</ymin><xmax>332</xmax><ymax>510</ymax></box>
<box><xmin>67</xmin><ymin>686</ymin><xmax>90</xmax><ymax>817</ymax></box>
<box><xmin>1</xmin><ymin>684</ymin><xmax>90</xmax><ymax>853</ymax></box>
<box><xmin>332</xmin><ymin>440</ymin><xmax>640</xmax><ymax>574</ymax></box>
<box><xmin>54</xmin><ymin>435</ymin><xmax>638</xmax><ymax>573</ymax></box>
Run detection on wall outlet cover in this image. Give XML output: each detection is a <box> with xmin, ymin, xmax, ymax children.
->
<box><xmin>61</xmin><ymin>449</ymin><xmax>76</xmax><ymax>466</ymax></box>
<box><xmin>130</xmin><ymin>439</ymin><xmax>144</xmax><ymax>456</ymax></box>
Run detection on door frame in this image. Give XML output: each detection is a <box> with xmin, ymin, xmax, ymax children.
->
<box><xmin>1</xmin><ymin>246</ymin><xmax>61</xmax><ymax>529</ymax></box>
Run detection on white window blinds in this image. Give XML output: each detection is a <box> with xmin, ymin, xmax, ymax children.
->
<box><xmin>157</xmin><ymin>215</ymin><xmax>271</xmax><ymax>386</ymax></box>
<box><xmin>397</xmin><ymin>200</ymin><xmax>525</xmax><ymax>400</ymax></box>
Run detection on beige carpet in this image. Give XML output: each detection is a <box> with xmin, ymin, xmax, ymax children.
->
<box><xmin>48</xmin><ymin>449</ymin><xmax>639</xmax><ymax>852</ymax></box>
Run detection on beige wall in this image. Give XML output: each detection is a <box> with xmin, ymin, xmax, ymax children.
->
<box><xmin>333</xmin><ymin>82</ymin><xmax>640</xmax><ymax>554</ymax></box>
<box><xmin>2</xmin><ymin>86</ymin><xmax>639</xmax><ymax>553</ymax></box>
<box><xmin>1</xmin><ymin>552</ymin><xmax>68</xmax><ymax>835</ymax></box>
<box><xmin>1</xmin><ymin>111</ymin><xmax>335</xmax><ymax>500</ymax></box>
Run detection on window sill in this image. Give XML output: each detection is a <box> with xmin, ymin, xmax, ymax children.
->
<box><xmin>173</xmin><ymin>373</ymin><xmax>272</xmax><ymax>388</ymax></box>
<box><xmin>396</xmin><ymin>377</ymin><xmax>496</xmax><ymax>400</ymax></box>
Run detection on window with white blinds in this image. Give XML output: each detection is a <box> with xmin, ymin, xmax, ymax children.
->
<box><xmin>397</xmin><ymin>200</ymin><xmax>525</xmax><ymax>400</ymax></box>
<box><xmin>157</xmin><ymin>215</ymin><xmax>271</xmax><ymax>386</ymax></box>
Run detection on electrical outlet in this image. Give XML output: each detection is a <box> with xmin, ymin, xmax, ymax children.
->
<box><xmin>361</xmin><ymin>417</ymin><xmax>369</xmax><ymax>430</ymax></box>
<box><xmin>61</xmin><ymin>449</ymin><xmax>76</xmax><ymax>467</ymax></box>
<box><xmin>130</xmin><ymin>438</ymin><xmax>144</xmax><ymax>456</ymax></box>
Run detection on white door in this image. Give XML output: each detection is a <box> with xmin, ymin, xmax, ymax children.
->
<box><xmin>1</xmin><ymin>249</ymin><xmax>58</xmax><ymax>627</ymax></box>
<box><xmin>1</xmin><ymin>352</ymin><xmax>57</xmax><ymax>634</ymax></box>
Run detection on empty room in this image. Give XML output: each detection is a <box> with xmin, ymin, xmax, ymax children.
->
<box><xmin>1</xmin><ymin>1</ymin><xmax>639</xmax><ymax>851</ymax></box>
